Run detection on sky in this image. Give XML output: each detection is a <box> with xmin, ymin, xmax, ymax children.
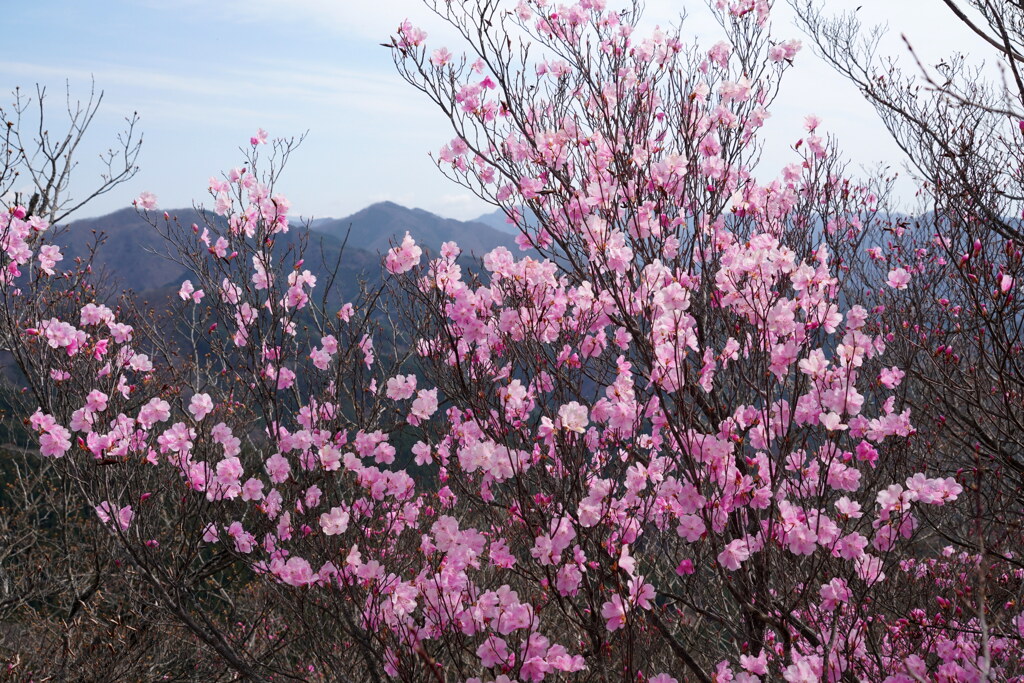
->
<box><xmin>0</xmin><ymin>0</ymin><xmax>996</xmax><ymax>223</ymax></box>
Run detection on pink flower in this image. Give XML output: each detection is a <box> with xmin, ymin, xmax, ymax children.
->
<box><xmin>39</xmin><ymin>424</ymin><xmax>71</xmax><ymax>458</ymax></box>
<box><xmin>879</xmin><ymin>366</ymin><xmax>905</xmax><ymax>389</ymax></box>
<box><xmin>787</xmin><ymin>524</ymin><xmax>818</xmax><ymax>556</ymax></box>
<box><xmin>278</xmin><ymin>556</ymin><xmax>317</xmax><ymax>587</ymax></box>
<box><xmin>385</xmin><ymin>374</ymin><xmax>417</xmax><ymax>400</ymax></box>
<box><xmin>886</xmin><ymin>267</ymin><xmax>911</xmax><ymax>290</ymax></box>
<box><xmin>1000</xmin><ymin>273</ymin><xmax>1015</xmax><ymax>293</ymax></box>
<box><xmin>80</xmin><ymin>303</ymin><xmax>114</xmax><ymax>326</ymax></box>
<box><xmin>108</xmin><ymin>322</ymin><xmax>134</xmax><ymax>343</ymax></box>
<box><xmin>601</xmin><ymin>594</ymin><xmax>628</xmax><ymax>631</ymax></box>
<box><xmin>409</xmin><ymin>388</ymin><xmax>438</xmax><ymax>423</ymax></box>
<box><xmin>264</xmin><ymin>452</ymin><xmax>291</xmax><ymax>483</ymax></box>
<box><xmin>178</xmin><ymin>280</ymin><xmax>205</xmax><ymax>303</ymax></box>
<box><xmin>95</xmin><ymin>501</ymin><xmax>134</xmax><ymax>531</ymax></box>
<box><xmin>476</xmin><ymin>635</ymin><xmax>511</xmax><ymax>668</ymax></box>
<box><xmin>214</xmin><ymin>457</ymin><xmax>243</xmax><ymax>490</ymax></box>
<box><xmin>819</xmin><ymin>578</ymin><xmax>850</xmax><ymax>611</ymax></box>
<box><xmin>396</xmin><ymin>19</ymin><xmax>427</xmax><ymax>49</ymax></box>
<box><xmin>37</xmin><ymin>244</ymin><xmax>63</xmax><ymax>275</ymax></box>
<box><xmin>138</xmin><ymin>398</ymin><xmax>171</xmax><ymax>428</ymax></box>
<box><xmin>275</xmin><ymin>366</ymin><xmax>296</xmax><ymax>390</ymax></box>
<box><xmin>240</xmin><ymin>478</ymin><xmax>264</xmax><ymax>501</ymax></box>
<box><xmin>384</xmin><ymin>232</ymin><xmax>422</xmax><ymax>274</ymax></box>
<box><xmin>768</xmin><ymin>38</ymin><xmax>801</xmax><ymax>62</ymax></box>
<box><xmin>85</xmin><ymin>390</ymin><xmax>108</xmax><ymax>413</ymax></box>
<box><xmin>227</xmin><ymin>521</ymin><xmax>255</xmax><ymax>553</ymax></box>
<box><xmin>431</xmin><ymin>47</ymin><xmax>452</xmax><ymax>66</ymax></box>
<box><xmin>718</xmin><ymin>539</ymin><xmax>750</xmax><ymax>571</ymax></box>
<box><xmin>134</xmin><ymin>192</ymin><xmax>158</xmax><ymax>210</ymax></box>
<box><xmin>628</xmin><ymin>576</ymin><xmax>655</xmax><ymax>610</ymax></box>
<box><xmin>819</xmin><ymin>411</ymin><xmax>844</xmax><ymax>431</ymax></box>
<box><xmin>188</xmin><ymin>393</ymin><xmax>214</xmax><ymax>421</ymax></box>
<box><xmin>740</xmin><ymin>652</ymin><xmax>768</xmax><ymax>675</ymax></box>
<box><xmin>558</xmin><ymin>401</ymin><xmax>588</xmax><ymax>433</ymax></box>
<box><xmin>783</xmin><ymin>657</ymin><xmax>821</xmax><ymax>683</ymax></box>
<box><xmin>319</xmin><ymin>506</ymin><xmax>350</xmax><ymax>535</ymax></box>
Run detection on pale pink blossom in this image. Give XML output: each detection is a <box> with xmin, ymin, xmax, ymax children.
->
<box><xmin>384</xmin><ymin>232</ymin><xmax>422</xmax><ymax>274</ymax></box>
<box><xmin>134</xmin><ymin>191</ymin><xmax>158</xmax><ymax>210</ymax></box>
<box><xmin>886</xmin><ymin>267</ymin><xmax>911</xmax><ymax>290</ymax></box>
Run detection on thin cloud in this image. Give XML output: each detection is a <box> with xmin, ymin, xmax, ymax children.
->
<box><xmin>0</xmin><ymin>58</ymin><xmax>425</xmax><ymax>123</ymax></box>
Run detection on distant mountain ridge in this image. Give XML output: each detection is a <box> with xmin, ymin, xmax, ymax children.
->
<box><xmin>52</xmin><ymin>201</ymin><xmax>521</xmax><ymax>298</ymax></box>
<box><xmin>470</xmin><ymin>207</ymin><xmax>533</xmax><ymax>236</ymax></box>
<box><xmin>312</xmin><ymin>201</ymin><xmax>519</xmax><ymax>256</ymax></box>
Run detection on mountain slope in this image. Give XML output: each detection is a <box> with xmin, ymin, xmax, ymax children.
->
<box><xmin>53</xmin><ymin>207</ymin><xmax>380</xmax><ymax>304</ymax></box>
<box><xmin>314</xmin><ymin>201</ymin><xmax>518</xmax><ymax>256</ymax></box>
<box><xmin>48</xmin><ymin>200</ymin><xmax>519</xmax><ymax>302</ymax></box>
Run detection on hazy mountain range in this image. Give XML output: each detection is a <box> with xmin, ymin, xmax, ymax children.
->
<box><xmin>52</xmin><ymin>202</ymin><xmax>522</xmax><ymax>299</ymax></box>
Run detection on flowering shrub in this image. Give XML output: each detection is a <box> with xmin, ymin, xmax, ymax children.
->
<box><xmin>4</xmin><ymin>0</ymin><xmax>1024</xmax><ymax>681</ymax></box>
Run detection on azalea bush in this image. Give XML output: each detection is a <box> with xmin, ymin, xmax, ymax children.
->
<box><xmin>3</xmin><ymin>0</ymin><xmax>1024</xmax><ymax>681</ymax></box>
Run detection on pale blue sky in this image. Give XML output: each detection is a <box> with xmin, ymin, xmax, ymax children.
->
<box><xmin>0</xmin><ymin>0</ymin><xmax>989</xmax><ymax>222</ymax></box>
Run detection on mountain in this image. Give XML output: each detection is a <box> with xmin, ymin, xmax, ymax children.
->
<box><xmin>49</xmin><ymin>201</ymin><xmax>520</xmax><ymax>300</ymax></box>
<box><xmin>471</xmin><ymin>207</ymin><xmax>536</xmax><ymax>236</ymax></box>
<box><xmin>313</xmin><ymin>201</ymin><xmax>518</xmax><ymax>256</ymax></box>
<box><xmin>471</xmin><ymin>208</ymin><xmax>520</xmax><ymax>235</ymax></box>
<box><xmin>53</xmin><ymin>207</ymin><xmax>380</xmax><ymax>304</ymax></box>
<box><xmin>53</xmin><ymin>207</ymin><xmax>194</xmax><ymax>293</ymax></box>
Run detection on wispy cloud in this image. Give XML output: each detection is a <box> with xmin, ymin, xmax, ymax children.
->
<box><xmin>0</xmin><ymin>57</ymin><xmax>426</xmax><ymax>124</ymax></box>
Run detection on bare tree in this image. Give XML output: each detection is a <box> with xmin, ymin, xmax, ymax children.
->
<box><xmin>0</xmin><ymin>80</ymin><xmax>141</xmax><ymax>227</ymax></box>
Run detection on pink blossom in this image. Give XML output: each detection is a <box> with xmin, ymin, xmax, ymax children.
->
<box><xmin>178</xmin><ymin>279</ymin><xmax>204</xmax><ymax>303</ymax></box>
<box><xmin>85</xmin><ymin>390</ymin><xmax>108</xmax><ymax>413</ymax></box>
<box><xmin>1000</xmin><ymin>273</ymin><xmax>1015</xmax><ymax>293</ymax></box>
<box><xmin>879</xmin><ymin>366</ymin><xmax>905</xmax><ymax>389</ymax></box>
<box><xmin>384</xmin><ymin>232</ymin><xmax>422</xmax><ymax>274</ymax></box>
<box><xmin>134</xmin><ymin>191</ymin><xmax>158</xmax><ymax>210</ymax></box>
<box><xmin>319</xmin><ymin>506</ymin><xmax>350</xmax><ymax>535</ymax></box>
<box><xmin>138</xmin><ymin>398</ymin><xmax>171</xmax><ymax>428</ymax></box>
<box><xmin>278</xmin><ymin>556</ymin><xmax>317</xmax><ymax>587</ymax></box>
<box><xmin>768</xmin><ymin>38</ymin><xmax>801</xmax><ymax>62</ymax></box>
<box><xmin>476</xmin><ymin>635</ymin><xmax>511</xmax><ymax>668</ymax></box>
<box><xmin>431</xmin><ymin>47</ymin><xmax>452</xmax><ymax>66</ymax></box>
<box><xmin>819</xmin><ymin>578</ymin><xmax>851</xmax><ymax>611</ymax></box>
<box><xmin>265</xmin><ymin>452</ymin><xmax>291</xmax><ymax>483</ymax></box>
<box><xmin>37</xmin><ymin>244</ymin><xmax>63</xmax><ymax>275</ymax></box>
<box><xmin>39</xmin><ymin>424</ymin><xmax>71</xmax><ymax>458</ymax></box>
<box><xmin>886</xmin><ymin>267</ymin><xmax>911</xmax><ymax>290</ymax></box>
<box><xmin>188</xmin><ymin>393</ymin><xmax>214</xmax><ymax>421</ymax></box>
<box><xmin>557</xmin><ymin>401</ymin><xmax>588</xmax><ymax>433</ymax></box>
<box><xmin>409</xmin><ymin>388</ymin><xmax>438</xmax><ymax>423</ymax></box>
<box><xmin>601</xmin><ymin>594</ymin><xmax>628</xmax><ymax>631</ymax></box>
<box><xmin>95</xmin><ymin>501</ymin><xmax>134</xmax><ymax>531</ymax></box>
<box><xmin>385</xmin><ymin>374</ymin><xmax>417</xmax><ymax>400</ymax></box>
<box><xmin>396</xmin><ymin>19</ymin><xmax>427</xmax><ymax>49</ymax></box>
<box><xmin>718</xmin><ymin>539</ymin><xmax>750</xmax><ymax>571</ymax></box>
